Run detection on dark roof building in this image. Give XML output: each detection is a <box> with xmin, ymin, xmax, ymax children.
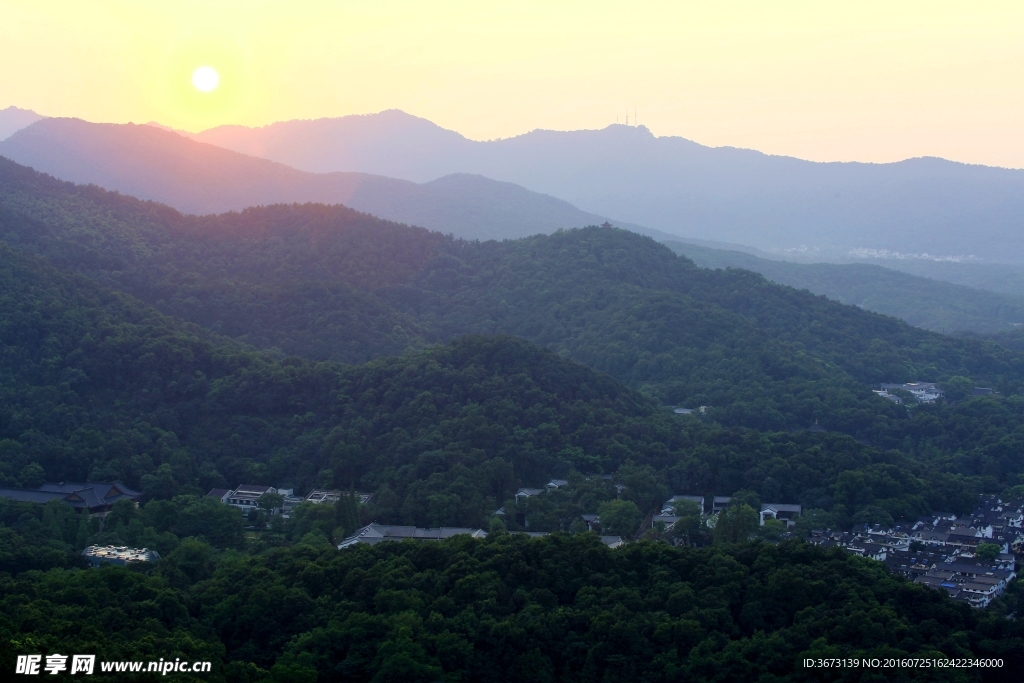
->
<box><xmin>0</xmin><ymin>481</ymin><xmax>141</xmax><ymax>515</ymax></box>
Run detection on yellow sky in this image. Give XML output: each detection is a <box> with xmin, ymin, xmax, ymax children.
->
<box><xmin>3</xmin><ymin>1</ymin><xmax>1024</xmax><ymax>167</ymax></box>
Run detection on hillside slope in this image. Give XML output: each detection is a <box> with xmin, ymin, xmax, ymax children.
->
<box><xmin>195</xmin><ymin>110</ymin><xmax>1024</xmax><ymax>262</ymax></box>
<box><xmin>0</xmin><ymin>234</ymin><xmax>1011</xmax><ymax>529</ymax></box>
<box><xmin>0</xmin><ymin>117</ymin><xmax>666</xmax><ymax>241</ymax></box>
<box><xmin>668</xmin><ymin>240</ymin><xmax>1024</xmax><ymax>333</ymax></box>
<box><xmin>2</xmin><ymin>156</ymin><xmax>1021</xmax><ymax>442</ymax></box>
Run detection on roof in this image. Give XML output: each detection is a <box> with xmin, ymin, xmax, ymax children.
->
<box><xmin>82</xmin><ymin>545</ymin><xmax>160</xmax><ymax>565</ymax></box>
<box><xmin>0</xmin><ymin>481</ymin><xmax>141</xmax><ymax>510</ymax></box>
<box><xmin>233</xmin><ymin>484</ymin><xmax>273</xmax><ymax>496</ymax></box>
<box><xmin>0</xmin><ymin>488</ymin><xmax>69</xmax><ymax>505</ymax></box>
<box><xmin>761</xmin><ymin>503</ymin><xmax>802</xmax><ymax>513</ymax></box>
<box><xmin>338</xmin><ymin>523</ymin><xmax>486</xmax><ymax>548</ymax></box>
<box><xmin>206</xmin><ymin>488</ymin><xmax>231</xmax><ymax>499</ymax></box>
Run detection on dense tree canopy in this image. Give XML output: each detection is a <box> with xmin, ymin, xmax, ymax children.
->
<box><xmin>3</xmin><ymin>156</ymin><xmax>1024</xmax><ymax>680</ymax></box>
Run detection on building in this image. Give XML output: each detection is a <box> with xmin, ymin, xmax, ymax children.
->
<box><xmin>304</xmin><ymin>489</ymin><xmax>373</xmax><ymax>505</ymax></box>
<box><xmin>82</xmin><ymin>545</ymin><xmax>160</xmax><ymax>567</ymax></box>
<box><xmin>580</xmin><ymin>514</ymin><xmax>601</xmax><ymax>532</ymax></box>
<box><xmin>207</xmin><ymin>485</ymin><xmax>285</xmax><ymax>513</ymax></box>
<box><xmin>515</xmin><ymin>488</ymin><xmax>545</xmax><ymax>503</ymax></box>
<box><xmin>712</xmin><ymin>496</ymin><xmax>732</xmax><ymax>514</ymax></box>
<box><xmin>759</xmin><ymin>503</ymin><xmax>802</xmax><ymax>528</ymax></box>
<box><xmin>880</xmin><ymin>382</ymin><xmax>943</xmax><ymax>403</ymax></box>
<box><xmin>673</xmin><ymin>406</ymin><xmax>707</xmax><ymax>415</ymax></box>
<box><xmin>873</xmin><ymin>389</ymin><xmax>903</xmax><ymax>404</ymax></box>
<box><xmin>338</xmin><ymin>523</ymin><xmax>486</xmax><ymax>548</ymax></box>
<box><xmin>663</xmin><ymin>495</ymin><xmax>704</xmax><ymax>514</ymax></box>
<box><xmin>812</xmin><ymin>495</ymin><xmax>1023</xmax><ymax>609</ymax></box>
<box><xmin>0</xmin><ymin>481</ymin><xmax>141</xmax><ymax>517</ymax></box>
<box><xmin>546</xmin><ymin>479</ymin><xmax>569</xmax><ymax>490</ymax></box>
<box><xmin>652</xmin><ymin>514</ymin><xmax>681</xmax><ymax>531</ymax></box>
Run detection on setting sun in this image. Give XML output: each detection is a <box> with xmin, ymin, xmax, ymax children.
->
<box><xmin>191</xmin><ymin>66</ymin><xmax>219</xmax><ymax>93</ymax></box>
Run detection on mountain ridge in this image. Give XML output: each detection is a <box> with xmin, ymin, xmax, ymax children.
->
<box><xmin>195</xmin><ymin>109</ymin><xmax>1024</xmax><ymax>263</ymax></box>
<box><xmin>0</xmin><ymin>117</ymin><xmax>670</xmax><ymax>242</ymax></box>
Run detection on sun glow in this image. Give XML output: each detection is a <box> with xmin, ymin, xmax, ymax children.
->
<box><xmin>191</xmin><ymin>66</ymin><xmax>219</xmax><ymax>93</ymax></box>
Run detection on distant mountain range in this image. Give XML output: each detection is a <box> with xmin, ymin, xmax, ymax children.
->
<box><xmin>5</xmin><ymin>115</ymin><xmax>1024</xmax><ymax>335</ymax></box>
<box><xmin>0</xmin><ymin>106</ymin><xmax>43</xmax><ymax>141</ymax></box>
<box><xmin>0</xmin><ymin>117</ymin><xmax>667</xmax><ymax>242</ymax></box>
<box><xmin>194</xmin><ymin>110</ymin><xmax>1024</xmax><ymax>264</ymax></box>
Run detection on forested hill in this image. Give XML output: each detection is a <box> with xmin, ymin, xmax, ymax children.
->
<box><xmin>1</xmin><ymin>155</ymin><xmax>1022</xmax><ymax>441</ymax></box>
<box><xmin>0</xmin><ymin>237</ymin><xmax>1003</xmax><ymax>529</ymax></box>
<box><xmin>5</xmin><ymin>159</ymin><xmax>1024</xmax><ymax>678</ymax></box>
<box><xmin>668</xmin><ymin>240</ymin><xmax>1024</xmax><ymax>334</ymax></box>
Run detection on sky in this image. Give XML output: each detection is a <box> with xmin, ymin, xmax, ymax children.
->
<box><xmin>3</xmin><ymin>1</ymin><xmax>1024</xmax><ymax>167</ymax></box>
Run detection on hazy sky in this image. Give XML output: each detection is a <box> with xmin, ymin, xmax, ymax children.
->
<box><xmin>4</xmin><ymin>1</ymin><xmax>1024</xmax><ymax>167</ymax></box>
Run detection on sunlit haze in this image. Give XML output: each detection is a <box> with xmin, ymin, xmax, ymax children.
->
<box><xmin>3</xmin><ymin>1</ymin><xmax>1024</xmax><ymax>166</ymax></box>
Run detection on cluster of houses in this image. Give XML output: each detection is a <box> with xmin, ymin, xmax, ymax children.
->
<box><xmin>81</xmin><ymin>545</ymin><xmax>161</xmax><ymax>567</ymax></box>
<box><xmin>873</xmin><ymin>382</ymin><xmax>996</xmax><ymax>405</ymax></box>
<box><xmin>5</xmin><ymin>478</ymin><xmax>1018</xmax><ymax>610</ymax></box>
<box><xmin>808</xmin><ymin>497</ymin><xmax>1020</xmax><ymax>608</ymax></box>
<box><xmin>653</xmin><ymin>495</ymin><xmax>803</xmax><ymax>531</ymax></box>
<box><xmin>205</xmin><ymin>484</ymin><xmax>372</xmax><ymax>517</ymax></box>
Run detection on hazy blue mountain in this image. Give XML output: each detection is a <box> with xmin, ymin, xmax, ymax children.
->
<box><xmin>854</xmin><ymin>259</ymin><xmax>1024</xmax><ymax>300</ymax></box>
<box><xmin>668</xmin><ymin>240</ymin><xmax>1024</xmax><ymax>334</ymax></box>
<box><xmin>195</xmin><ymin>110</ymin><xmax>1024</xmax><ymax>263</ymax></box>
<box><xmin>0</xmin><ymin>117</ymin><xmax>667</xmax><ymax>241</ymax></box>
<box><xmin>0</xmin><ymin>106</ymin><xmax>43</xmax><ymax>141</ymax></box>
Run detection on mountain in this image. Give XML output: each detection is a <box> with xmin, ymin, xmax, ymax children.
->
<box><xmin>667</xmin><ymin>240</ymin><xmax>1024</xmax><ymax>334</ymax></box>
<box><xmin>196</xmin><ymin>110</ymin><xmax>1024</xmax><ymax>263</ymax></box>
<box><xmin>2</xmin><ymin>154</ymin><xmax>1021</xmax><ymax>445</ymax></box>
<box><xmin>5</xmin><ymin>153</ymin><xmax>1024</xmax><ymax>675</ymax></box>
<box><xmin>0</xmin><ymin>117</ymin><xmax>667</xmax><ymax>242</ymax></box>
<box><xmin>4</xmin><ymin>155</ymin><xmax>1024</xmax><ymax>520</ymax></box>
<box><xmin>0</xmin><ymin>106</ymin><xmax>43</xmax><ymax>141</ymax></box>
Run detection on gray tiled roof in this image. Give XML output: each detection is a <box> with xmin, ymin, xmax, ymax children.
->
<box><xmin>0</xmin><ymin>481</ymin><xmax>141</xmax><ymax>511</ymax></box>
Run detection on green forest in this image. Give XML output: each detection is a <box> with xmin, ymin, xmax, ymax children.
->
<box><xmin>3</xmin><ymin>509</ymin><xmax>1023</xmax><ymax>682</ymax></box>
<box><xmin>666</xmin><ymin>240</ymin><xmax>1024</xmax><ymax>335</ymax></box>
<box><xmin>3</xmin><ymin>155</ymin><xmax>1024</xmax><ymax>678</ymax></box>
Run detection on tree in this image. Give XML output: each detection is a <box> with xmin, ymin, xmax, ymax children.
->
<box><xmin>756</xmin><ymin>518</ymin><xmax>787</xmax><ymax>541</ymax></box>
<box><xmin>598</xmin><ymin>499</ymin><xmax>642</xmax><ymax>537</ymax></box>
<box><xmin>730</xmin><ymin>489</ymin><xmax>761</xmax><ymax>511</ymax></box>
<box><xmin>259</xmin><ymin>492</ymin><xmax>285</xmax><ymax>513</ymax></box>
<box><xmin>851</xmin><ymin>505</ymin><xmax>894</xmax><ymax>529</ymax></box>
<box><xmin>976</xmin><ymin>543</ymin><xmax>1000</xmax><ymax>562</ymax></box>
<box><xmin>941</xmin><ymin>376</ymin><xmax>975</xmax><ymax>401</ymax></box>
<box><xmin>793</xmin><ymin>509</ymin><xmax>836</xmax><ymax>536</ymax></box>
<box><xmin>18</xmin><ymin>462</ymin><xmax>46</xmax><ymax>488</ymax></box>
<box><xmin>618</xmin><ymin>462</ymin><xmax>668</xmax><ymax>514</ymax></box>
<box><xmin>714</xmin><ymin>504</ymin><xmax>758</xmax><ymax>545</ymax></box>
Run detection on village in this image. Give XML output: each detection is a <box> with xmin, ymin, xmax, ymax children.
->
<box><xmin>2</xmin><ymin>476</ymin><xmax>1018</xmax><ymax>609</ymax></box>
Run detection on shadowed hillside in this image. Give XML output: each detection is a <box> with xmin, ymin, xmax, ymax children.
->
<box><xmin>2</xmin><ymin>156</ymin><xmax>1022</xmax><ymax>443</ymax></box>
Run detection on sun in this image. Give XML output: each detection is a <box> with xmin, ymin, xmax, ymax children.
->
<box><xmin>191</xmin><ymin>66</ymin><xmax>220</xmax><ymax>93</ymax></box>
